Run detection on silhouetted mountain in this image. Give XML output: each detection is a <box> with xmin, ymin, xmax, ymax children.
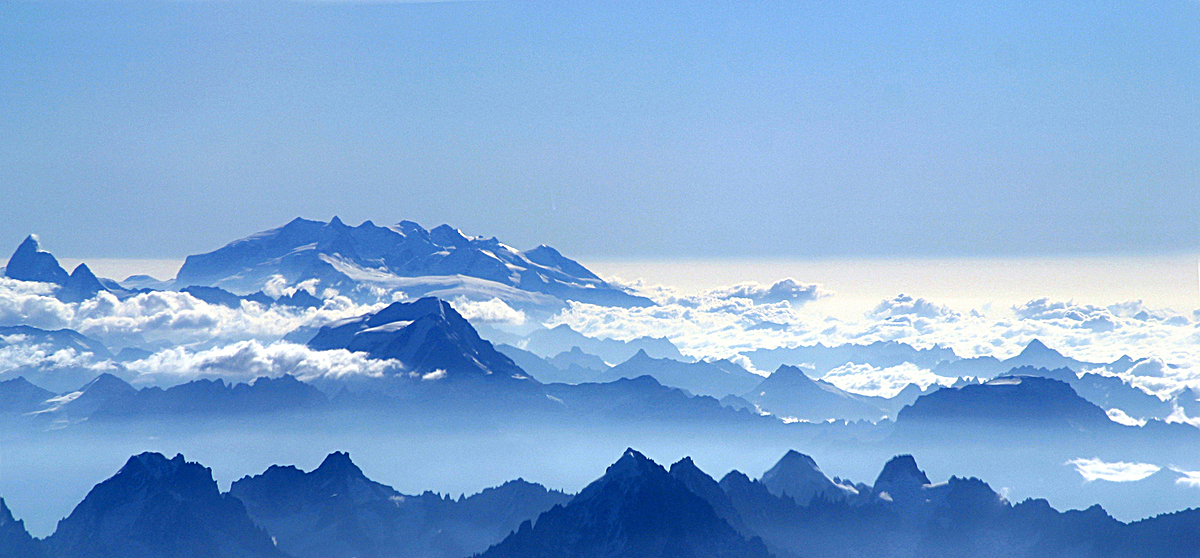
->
<box><xmin>0</xmin><ymin>498</ymin><xmax>43</xmax><ymax>558</ymax></box>
<box><xmin>0</xmin><ymin>326</ymin><xmax>116</xmax><ymax>393</ymax></box>
<box><xmin>5</xmin><ymin>235</ymin><xmax>69</xmax><ymax>285</ymax></box>
<box><xmin>0</xmin><ymin>325</ymin><xmax>112</xmax><ymax>359</ymax></box>
<box><xmin>717</xmin><ymin>451</ymin><xmax>1200</xmax><ymax>558</ymax></box>
<box><xmin>308</xmin><ymin>297</ymin><xmax>530</xmax><ymax>384</ymax></box>
<box><xmin>34</xmin><ymin>373</ymin><xmax>137</xmax><ymax>426</ymax></box>
<box><xmin>45</xmin><ymin>452</ymin><xmax>285</xmax><ymax>558</ymax></box>
<box><xmin>92</xmin><ymin>375</ymin><xmax>327</xmax><ymax>420</ymax></box>
<box><xmin>0</xmin><ymin>377</ymin><xmax>55</xmax><ymax>417</ymax></box>
<box><xmin>3</xmin><ymin>237</ymin><xmax>124</xmax><ymax>303</ymax></box>
<box><xmin>59</xmin><ymin>263</ymin><xmax>107</xmax><ymax>303</ymax></box>
<box><xmin>742</xmin><ymin>365</ymin><xmax>889</xmax><ymax>422</ymax></box>
<box><xmin>479</xmin><ymin>448</ymin><xmax>771</xmax><ymax>558</ymax></box>
<box><xmin>173</xmin><ymin>217</ymin><xmax>649</xmax><ymax>307</ymax></box>
<box><xmin>760</xmin><ymin>450</ymin><xmax>856</xmax><ymax>505</ymax></box>
<box><xmin>870</xmin><ymin>455</ymin><xmax>931</xmax><ymax>506</ymax></box>
<box><xmin>230</xmin><ymin>451</ymin><xmax>569</xmax><ymax>558</ymax></box>
<box><xmin>494</xmin><ymin>344</ymin><xmax>565</xmax><ymax>383</ymax></box>
<box><xmin>602</xmin><ymin>350</ymin><xmax>762</xmax><ymax>398</ymax></box>
<box><xmin>548</xmin><ymin>347</ymin><xmax>609</xmax><ymax>373</ymax></box>
<box><xmin>668</xmin><ymin>457</ymin><xmax>749</xmax><ymax>536</ymax></box>
<box><xmin>542</xmin><ymin>376</ymin><xmax>764</xmax><ymax>424</ymax></box>
<box><xmin>896</xmin><ymin>375</ymin><xmax>1115</xmax><ymax>434</ymax></box>
<box><xmin>933</xmin><ymin>339</ymin><xmax>1100</xmax><ymax>379</ymax></box>
<box><xmin>521</xmin><ymin>324</ymin><xmax>689</xmax><ymax>363</ymax></box>
<box><xmin>1011</xmin><ymin>366</ymin><xmax>1173</xmax><ymax>420</ymax></box>
<box><xmin>1176</xmin><ymin>387</ymin><xmax>1200</xmax><ymax>418</ymax></box>
<box><xmin>741</xmin><ymin>340</ymin><xmax>959</xmax><ymax>376</ymax></box>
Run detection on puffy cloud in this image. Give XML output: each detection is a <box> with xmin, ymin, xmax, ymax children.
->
<box><xmin>0</xmin><ymin>280</ymin><xmax>382</xmax><ymax>350</ymax></box>
<box><xmin>1065</xmin><ymin>457</ymin><xmax>1161</xmax><ymax>482</ymax></box>
<box><xmin>122</xmin><ymin>340</ymin><xmax>403</xmax><ymax>386</ymax></box>
<box><xmin>450</xmin><ymin>296</ymin><xmax>527</xmax><ymax>326</ymax></box>
<box><xmin>1014</xmin><ymin>298</ymin><xmax>1117</xmax><ymax>332</ymax></box>
<box><xmin>704</xmin><ymin>279</ymin><xmax>825</xmax><ymax>305</ymax></box>
<box><xmin>1105</xmin><ymin>408</ymin><xmax>1147</xmax><ymax>427</ymax></box>
<box><xmin>821</xmin><ymin>362</ymin><xmax>955</xmax><ymax>398</ymax></box>
<box><xmin>871</xmin><ymin>294</ymin><xmax>958</xmax><ymax>320</ymax></box>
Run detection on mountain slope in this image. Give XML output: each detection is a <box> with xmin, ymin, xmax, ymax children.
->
<box><xmin>0</xmin><ymin>498</ymin><xmax>44</xmax><ymax>558</ymax></box>
<box><xmin>308</xmin><ymin>297</ymin><xmax>529</xmax><ymax>382</ymax></box>
<box><xmin>45</xmin><ymin>452</ymin><xmax>286</xmax><ymax>558</ymax></box>
<box><xmin>479</xmin><ymin>448</ymin><xmax>771</xmax><ymax>558</ymax></box>
<box><xmin>603</xmin><ymin>350</ymin><xmax>762</xmax><ymax>398</ymax></box>
<box><xmin>742</xmin><ymin>365</ymin><xmax>889</xmax><ymax>422</ymax></box>
<box><xmin>230</xmin><ymin>452</ymin><xmax>570</xmax><ymax>558</ymax></box>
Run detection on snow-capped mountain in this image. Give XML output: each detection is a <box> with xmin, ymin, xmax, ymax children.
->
<box><xmin>174</xmin><ymin>217</ymin><xmax>652</xmax><ymax>308</ymax></box>
<box><xmin>307</xmin><ymin>296</ymin><xmax>531</xmax><ymax>383</ymax></box>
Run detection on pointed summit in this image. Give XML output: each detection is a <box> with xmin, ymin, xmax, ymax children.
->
<box><xmin>761</xmin><ymin>450</ymin><xmax>852</xmax><ymax>505</ymax></box>
<box><xmin>669</xmin><ymin>456</ymin><xmax>748</xmax><ymax>535</ymax></box>
<box><xmin>312</xmin><ymin>451</ymin><xmax>365</xmax><ymax>479</ymax></box>
<box><xmin>872</xmin><ymin>455</ymin><xmax>931</xmax><ymax>505</ymax></box>
<box><xmin>5</xmin><ymin>234</ymin><xmax>69</xmax><ymax>285</ymax></box>
<box><xmin>60</xmin><ymin>263</ymin><xmax>107</xmax><ymax>303</ymax></box>
<box><xmin>1019</xmin><ymin>339</ymin><xmax>1058</xmax><ymax>356</ymax></box>
<box><xmin>482</xmin><ymin>448</ymin><xmax>771</xmax><ymax>558</ymax></box>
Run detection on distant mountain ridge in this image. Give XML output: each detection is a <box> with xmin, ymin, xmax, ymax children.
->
<box><xmin>174</xmin><ymin>217</ymin><xmax>651</xmax><ymax>307</ymax></box>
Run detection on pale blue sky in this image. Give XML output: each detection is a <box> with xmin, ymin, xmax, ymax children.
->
<box><xmin>1</xmin><ymin>0</ymin><xmax>1197</xmax><ymax>259</ymax></box>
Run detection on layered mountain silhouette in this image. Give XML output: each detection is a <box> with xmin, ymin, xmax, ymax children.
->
<box><xmin>0</xmin><ymin>498</ymin><xmax>43</xmax><ymax>558</ymax></box>
<box><xmin>4</xmin><ymin>236</ymin><xmax>114</xmax><ymax>303</ymax></box>
<box><xmin>479</xmin><ymin>448</ymin><xmax>772</xmax><ymax>558</ymax></box>
<box><xmin>601</xmin><ymin>350</ymin><xmax>763</xmax><ymax>398</ymax></box>
<box><xmin>742</xmin><ymin>365</ymin><xmax>891</xmax><ymax>422</ymax></box>
<box><xmin>895</xmin><ymin>375</ymin><xmax>1116</xmax><ymax>433</ymax></box>
<box><xmin>173</xmin><ymin>217</ymin><xmax>650</xmax><ymax>307</ymax></box>
<box><xmin>741</xmin><ymin>341</ymin><xmax>958</xmax><ymax>377</ymax></box>
<box><xmin>43</xmin><ymin>453</ymin><xmax>285</xmax><ymax>558</ymax></box>
<box><xmin>3</xmin><ymin>448</ymin><xmax>1200</xmax><ymax>558</ymax></box>
<box><xmin>760</xmin><ymin>450</ymin><xmax>858</xmax><ymax>506</ymax></box>
<box><xmin>229</xmin><ymin>451</ymin><xmax>569</xmax><ymax>558</ymax></box>
<box><xmin>517</xmin><ymin>324</ymin><xmax>689</xmax><ymax>363</ymax></box>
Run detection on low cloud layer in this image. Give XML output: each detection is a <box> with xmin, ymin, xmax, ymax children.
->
<box><xmin>1065</xmin><ymin>457</ymin><xmax>1161</xmax><ymax>483</ymax></box>
<box><xmin>821</xmin><ymin>362</ymin><xmax>956</xmax><ymax>398</ymax></box>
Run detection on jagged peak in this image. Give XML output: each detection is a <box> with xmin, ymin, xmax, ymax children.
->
<box><xmin>772</xmin><ymin>449</ymin><xmax>821</xmax><ymax>472</ymax></box>
<box><xmin>119</xmin><ymin>452</ymin><xmax>188</xmax><ymax>480</ymax></box>
<box><xmin>874</xmin><ymin>454</ymin><xmax>931</xmax><ymax>489</ymax></box>
<box><xmin>1019</xmin><ymin>338</ymin><xmax>1059</xmax><ymax>356</ymax></box>
<box><xmin>0</xmin><ymin>496</ymin><xmax>15</xmax><ymax>524</ymax></box>
<box><xmin>313</xmin><ymin>451</ymin><xmax>365</xmax><ymax>479</ymax></box>
<box><xmin>605</xmin><ymin>448</ymin><xmax>662</xmax><ymax>477</ymax></box>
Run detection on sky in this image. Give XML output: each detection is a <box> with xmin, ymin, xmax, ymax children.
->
<box><xmin>1</xmin><ymin>0</ymin><xmax>1198</xmax><ymax>261</ymax></box>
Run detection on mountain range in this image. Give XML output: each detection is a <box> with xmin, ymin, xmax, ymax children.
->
<box><xmin>4</xmin><ymin>448</ymin><xmax>1198</xmax><ymax>558</ymax></box>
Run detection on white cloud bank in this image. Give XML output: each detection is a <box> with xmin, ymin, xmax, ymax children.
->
<box><xmin>1065</xmin><ymin>457</ymin><xmax>1161</xmax><ymax>482</ymax></box>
